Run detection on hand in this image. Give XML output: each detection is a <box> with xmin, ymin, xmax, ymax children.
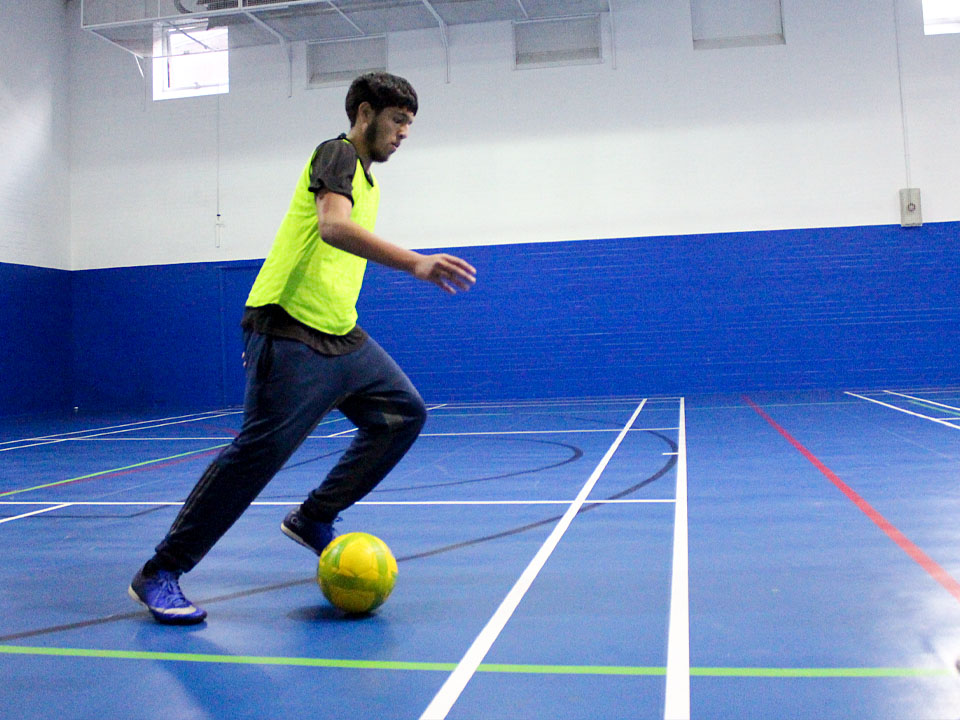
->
<box><xmin>412</xmin><ymin>253</ymin><xmax>477</xmax><ymax>294</ymax></box>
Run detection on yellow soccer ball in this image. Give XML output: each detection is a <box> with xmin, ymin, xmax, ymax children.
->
<box><xmin>317</xmin><ymin>532</ymin><xmax>398</xmax><ymax>614</ymax></box>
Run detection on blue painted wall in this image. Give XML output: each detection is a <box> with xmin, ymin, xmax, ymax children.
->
<box><xmin>361</xmin><ymin>222</ymin><xmax>960</xmax><ymax>400</ymax></box>
<box><xmin>9</xmin><ymin>222</ymin><xmax>959</xmax><ymax>415</ymax></box>
<box><xmin>70</xmin><ymin>263</ymin><xmax>227</xmax><ymax>413</ymax></box>
<box><xmin>0</xmin><ymin>262</ymin><xmax>73</xmax><ymax>416</ymax></box>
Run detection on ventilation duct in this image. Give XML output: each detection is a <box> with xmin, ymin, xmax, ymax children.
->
<box><xmin>690</xmin><ymin>0</ymin><xmax>785</xmax><ymax>50</ymax></box>
<box><xmin>307</xmin><ymin>35</ymin><xmax>387</xmax><ymax>87</ymax></box>
<box><xmin>514</xmin><ymin>15</ymin><xmax>602</xmax><ymax>69</ymax></box>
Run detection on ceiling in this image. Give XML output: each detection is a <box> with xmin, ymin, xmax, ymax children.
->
<box><xmin>82</xmin><ymin>0</ymin><xmax>617</xmax><ymax>58</ymax></box>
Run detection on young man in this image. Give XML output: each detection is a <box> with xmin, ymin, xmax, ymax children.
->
<box><xmin>129</xmin><ymin>72</ymin><xmax>476</xmax><ymax>625</ymax></box>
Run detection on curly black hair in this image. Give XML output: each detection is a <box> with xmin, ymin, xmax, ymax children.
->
<box><xmin>345</xmin><ymin>72</ymin><xmax>419</xmax><ymax>126</ymax></box>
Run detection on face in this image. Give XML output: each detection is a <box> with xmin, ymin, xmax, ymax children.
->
<box><xmin>363</xmin><ymin>106</ymin><xmax>415</xmax><ymax>163</ymax></box>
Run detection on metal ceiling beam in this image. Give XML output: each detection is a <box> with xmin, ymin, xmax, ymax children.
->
<box><xmin>418</xmin><ymin>0</ymin><xmax>448</xmax><ymax>40</ymax></box>
<box><xmin>418</xmin><ymin>0</ymin><xmax>450</xmax><ymax>83</ymax></box>
<box><xmin>323</xmin><ymin>1</ymin><xmax>366</xmax><ymax>36</ymax></box>
<box><xmin>243</xmin><ymin>11</ymin><xmax>295</xmax><ymax>97</ymax></box>
<box><xmin>86</xmin><ymin>0</ymin><xmax>624</xmax><ymax>71</ymax></box>
<box><xmin>165</xmin><ymin>23</ymin><xmax>221</xmax><ymax>52</ymax></box>
<box><xmin>608</xmin><ymin>0</ymin><xmax>617</xmax><ymax>70</ymax></box>
<box><xmin>243</xmin><ymin>10</ymin><xmax>289</xmax><ymax>44</ymax></box>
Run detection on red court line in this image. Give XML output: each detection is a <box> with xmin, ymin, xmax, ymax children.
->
<box><xmin>89</xmin><ymin>447</ymin><xmax>224</xmax><ymax>483</ymax></box>
<box><xmin>744</xmin><ymin>395</ymin><xmax>960</xmax><ymax>605</ymax></box>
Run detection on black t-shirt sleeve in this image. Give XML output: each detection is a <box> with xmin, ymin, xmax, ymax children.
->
<box><xmin>307</xmin><ymin>139</ymin><xmax>357</xmax><ymax>203</ymax></box>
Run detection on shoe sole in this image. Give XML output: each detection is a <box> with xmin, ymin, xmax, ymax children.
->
<box><xmin>128</xmin><ymin>585</ymin><xmax>207</xmax><ymax>626</ymax></box>
<box><xmin>280</xmin><ymin>521</ymin><xmax>323</xmax><ymax>555</ymax></box>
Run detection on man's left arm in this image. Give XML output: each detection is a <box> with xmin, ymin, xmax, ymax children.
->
<box><xmin>315</xmin><ymin>191</ymin><xmax>476</xmax><ymax>294</ymax></box>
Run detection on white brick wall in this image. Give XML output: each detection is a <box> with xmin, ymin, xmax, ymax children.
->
<box><xmin>0</xmin><ymin>0</ymin><xmax>72</xmax><ymax>269</ymax></box>
<box><xmin>4</xmin><ymin>0</ymin><xmax>958</xmax><ymax>271</ymax></box>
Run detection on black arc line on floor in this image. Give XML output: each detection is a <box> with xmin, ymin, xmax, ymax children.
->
<box><xmin>395</xmin><ymin>431</ymin><xmax>677</xmax><ymax>562</ymax></box>
<box><xmin>374</xmin><ymin>438</ymin><xmax>584</xmax><ymax>493</ymax></box>
<box><xmin>258</xmin><ymin>438</ymin><xmax>583</xmax><ymax>499</ymax></box>
<box><xmin>0</xmin><ymin>431</ymin><xmax>676</xmax><ymax>642</ymax></box>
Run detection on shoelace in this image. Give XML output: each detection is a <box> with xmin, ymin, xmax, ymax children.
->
<box><xmin>157</xmin><ymin>574</ymin><xmax>191</xmax><ymax>608</ymax></box>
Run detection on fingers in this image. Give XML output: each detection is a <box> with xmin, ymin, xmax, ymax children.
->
<box><xmin>441</xmin><ymin>254</ymin><xmax>477</xmax><ymax>278</ymax></box>
<box><xmin>432</xmin><ymin>254</ymin><xmax>476</xmax><ymax>294</ymax></box>
<box><xmin>413</xmin><ymin>253</ymin><xmax>477</xmax><ymax>294</ymax></box>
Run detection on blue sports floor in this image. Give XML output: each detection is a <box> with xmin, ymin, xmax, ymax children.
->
<box><xmin>1</xmin><ymin>390</ymin><xmax>959</xmax><ymax>719</ymax></box>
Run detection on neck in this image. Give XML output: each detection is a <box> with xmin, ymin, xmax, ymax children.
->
<box><xmin>345</xmin><ymin>127</ymin><xmax>371</xmax><ymax>171</ymax></box>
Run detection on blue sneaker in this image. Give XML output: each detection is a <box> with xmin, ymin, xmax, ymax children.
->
<box><xmin>280</xmin><ymin>509</ymin><xmax>337</xmax><ymax>555</ymax></box>
<box><xmin>128</xmin><ymin>568</ymin><xmax>207</xmax><ymax>625</ymax></box>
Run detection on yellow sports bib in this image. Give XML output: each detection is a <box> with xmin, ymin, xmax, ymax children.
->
<box><xmin>246</xmin><ymin>141</ymin><xmax>379</xmax><ymax>335</ymax></box>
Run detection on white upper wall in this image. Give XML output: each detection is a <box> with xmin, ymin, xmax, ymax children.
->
<box><xmin>0</xmin><ymin>0</ymin><xmax>71</xmax><ymax>269</ymax></box>
<box><xmin>64</xmin><ymin>0</ymin><xmax>960</xmax><ymax>269</ymax></box>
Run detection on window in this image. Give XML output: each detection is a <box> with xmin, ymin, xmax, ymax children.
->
<box><xmin>152</xmin><ymin>24</ymin><xmax>229</xmax><ymax>101</ymax></box>
<box><xmin>923</xmin><ymin>0</ymin><xmax>960</xmax><ymax>35</ymax></box>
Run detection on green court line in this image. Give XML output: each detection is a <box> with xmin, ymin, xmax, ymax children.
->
<box><xmin>0</xmin><ymin>645</ymin><xmax>953</xmax><ymax>678</ymax></box>
<box><xmin>0</xmin><ymin>444</ymin><xmax>230</xmax><ymax>498</ymax></box>
<box><xmin>688</xmin><ymin>666</ymin><xmax>952</xmax><ymax>678</ymax></box>
<box><xmin>479</xmin><ymin>663</ymin><xmax>665</xmax><ymax>675</ymax></box>
<box><xmin>0</xmin><ymin>645</ymin><xmax>455</xmax><ymax>671</ymax></box>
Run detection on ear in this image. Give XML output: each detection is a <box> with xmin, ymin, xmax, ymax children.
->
<box><xmin>356</xmin><ymin>101</ymin><xmax>376</xmax><ymax>126</ymax></box>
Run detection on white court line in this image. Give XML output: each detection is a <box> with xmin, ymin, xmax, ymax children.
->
<box><xmin>883</xmin><ymin>390</ymin><xmax>960</xmax><ymax>414</ymax></box>
<box><xmin>321</xmin><ymin>427</ymin><xmax>678</xmax><ymax>439</ymax></box>
<box><xmin>418</xmin><ymin>427</ymin><xmax>676</xmax><ymax>437</ymax></box>
<box><xmin>1</xmin><ymin>501</ymin><xmax>186</xmax><ymax>507</ymax></box>
<box><xmin>68</xmin><ymin>437</ymin><xmax>238</xmax><ymax>442</ymax></box>
<box><xmin>427</xmin><ymin>398</ymin><xmax>674</xmax><ymax>410</ymax></box>
<box><xmin>0</xmin><ymin>409</ymin><xmax>235</xmax><ymax>447</ymax></box>
<box><xmin>0</xmin><ymin>498</ymin><xmax>675</xmax><ymax>508</ymax></box>
<box><xmin>63</xmin><ymin>427</ymin><xmax>679</xmax><ymax>441</ymax></box>
<box><xmin>0</xmin><ymin>503</ymin><xmax>74</xmax><ymax>524</ymax></box>
<box><xmin>3</xmin><ymin>401</ymin><xmax>677</xmax><ymax>446</ymax></box>
<box><xmin>63</xmin><ymin>415</ymin><xmax>358</xmax><ymax>442</ymax></box>
<box><xmin>846</xmin><ymin>392</ymin><xmax>960</xmax><ymax>430</ymax></box>
<box><xmin>87</xmin><ymin>413</ymin><xmax>240</xmax><ymax>438</ymax></box>
<box><xmin>90</xmin><ymin>428</ymin><xmax>681</xmax><ymax>442</ymax></box>
<box><xmin>426</xmin><ymin>409</ymin><xmax>662</xmax><ymax>418</ymax></box>
<box><xmin>0</xmin><ymin>411</ymin><xmax>242</xmax><ymax>454</ymax></box>
<box><xmin>879</xmin><ymin>386</ymin><xmax>960</xmax><ymax>396</ymax></box>
<box><xmin>419</xmin><ymin>400</ymin><xmax>647</xmax><ymax>720</ymax></box>
<box><xmin>664</xmin><ymin>398</ymin><xmax>690</xmax><ymax>720</ymax></box>
<box><xmin>357</xmin><ymin>499</ymin><xmax>675</xmax><ymax>506</ymax></box>
<box><xmin>322</xmin><ymin>404</ymin><xmax>448</xmax><ymax>438</ymax></box>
